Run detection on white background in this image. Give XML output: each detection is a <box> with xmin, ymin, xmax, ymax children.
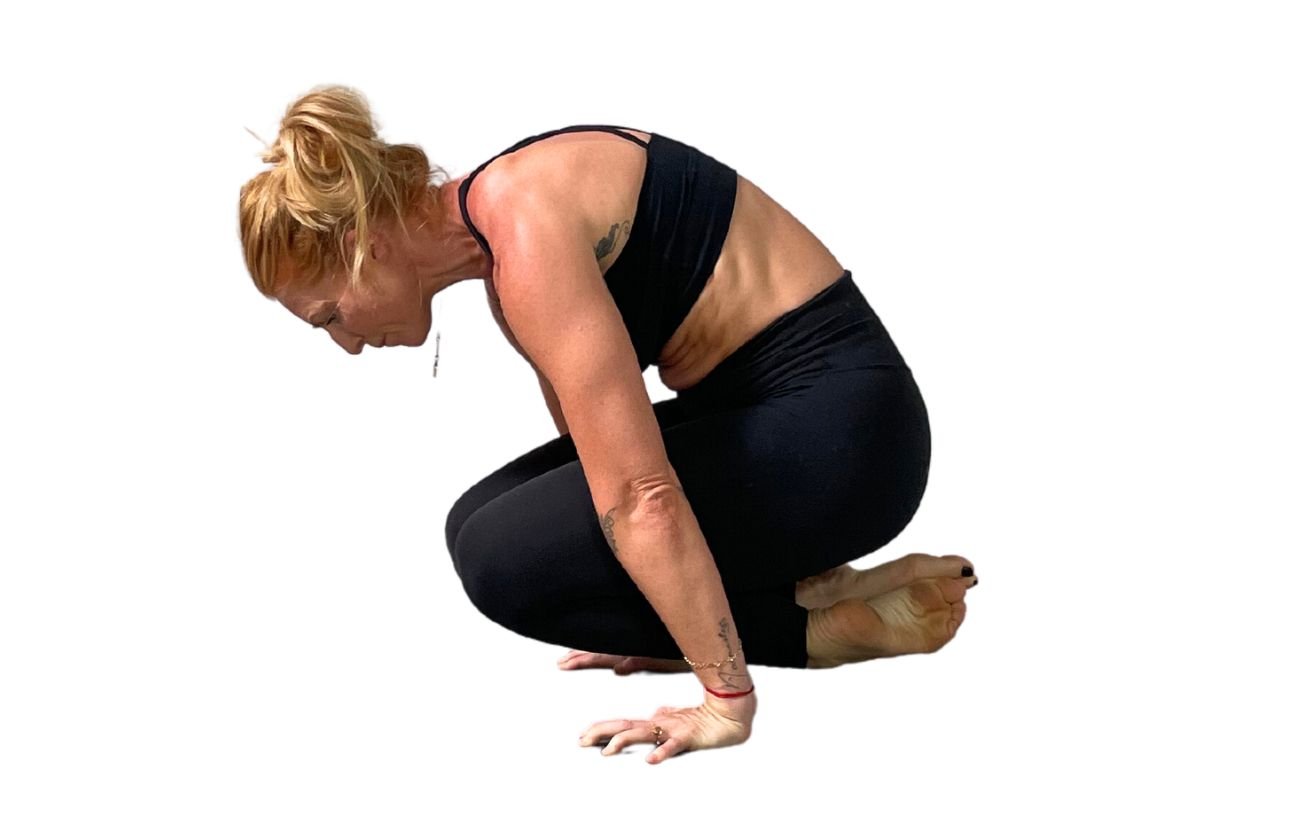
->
<box><xmin>2</xmin><ymin>0</ymin><xmax>1296</xmax><ymax>813</ymax></box>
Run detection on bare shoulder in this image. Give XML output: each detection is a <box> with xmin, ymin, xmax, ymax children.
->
<box><xmin>464</xmin><ymin>128</ymin><xmax>650</xmax><ymax>286</ymax></box>
<box><xmin>468</xmin><ymin>159</ymin><xmax>598</xmax><ymax>366</ymax></box>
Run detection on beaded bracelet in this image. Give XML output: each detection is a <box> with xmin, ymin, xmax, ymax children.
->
<box><xmin>682</xmin><ymin>639</ymin><xmax>744</xmax><ymax>670</ymax></box>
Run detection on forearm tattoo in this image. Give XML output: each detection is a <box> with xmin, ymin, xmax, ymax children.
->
<box><xmin>600</xmin><ymin>507</ymin><xmax>618</xmax><ymax>556</ymax></box>
<box><xmin>599</xmin><ymin>508</ymin><xmax>746</xmax><ymax>688</ymax></box>
<box><xmin>715</xmin><ymin>617</ymin><xmax>748</xmax><ymax>690</ymax></box>
<box><xmin>594</xmin><ymin>220</ymin><xmax>632</xmax><ymax>262</ymax></box>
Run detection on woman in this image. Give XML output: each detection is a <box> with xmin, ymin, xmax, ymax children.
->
<box><xmin>238</xmin><ymin>85</ymin><xmax>977</xmax><ymax>765</ymax></box>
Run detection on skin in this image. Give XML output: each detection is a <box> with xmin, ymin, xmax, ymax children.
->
<box><xmin>275</xmin><ymin>183</ymin><xmax>487</xmax><ymax>349</ymax></box>
<box><xmin>272</xmin><ymin>179</ymin><xmax>756</xmax><ymax>761</ymax></box>
<box><xmin>272</xmin><ymin>179</ymin><xmax>980</xmax><ymax>763</ymax></box>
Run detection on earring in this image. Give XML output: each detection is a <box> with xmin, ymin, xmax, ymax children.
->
<box><xmin>432</xmin><ymin>291</ymin><xmax>444</xmax><ymax>378</ymax></box>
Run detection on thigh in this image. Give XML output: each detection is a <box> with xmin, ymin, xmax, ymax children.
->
<box><xmin>451</xmin><ymin>452</ymin><xmax>809</xmax><ymax>667</ymax></box>
<box><xmin>662</xmin><ymin>366</ymin><xmax>931</xmax><ymax>590</ymax></box>
<box><xmin>452</xmin><ymin>365</ymin><xmax>930</xmax><ymax>607</ymax></box>
<box><xmin>444</xmin><ymin>395</ymin><xmax>692</xmax><ymax>566</ymax></box>
<box><xmin>444</xmin><ymin>431</ymin><xmax>576</xmax><ymax>567</ymax></box>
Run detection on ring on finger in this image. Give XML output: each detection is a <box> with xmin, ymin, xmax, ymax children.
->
<box><xmin>652</xmin><ymin>723</ymin><xmax>664</xmax><ymax>746</ymax></box>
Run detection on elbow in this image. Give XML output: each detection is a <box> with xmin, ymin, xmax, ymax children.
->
<box><xmin>627</xmin><ymin>482</ymin><xmax>691</xmax><ymax>527</ymax></box>
<box><xmin>629</xmin><ymin>466</ymin><xmax>683</xmax><ymax>503</ymax></box>
<box><xmin>602</xmin><ymin>483</ymin><xmax>695</xmax><ymax>563</ymax></box>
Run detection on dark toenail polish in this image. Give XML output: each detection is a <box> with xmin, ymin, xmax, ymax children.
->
<box><xmin>972</xmin><ymin>578</ymin><xmax>978</xmax><ymax>586</ymax></box>
<box><xmin>961</xmin><ymin>566</ymin><xmax>974</xmax><ymax>577</ymax></box>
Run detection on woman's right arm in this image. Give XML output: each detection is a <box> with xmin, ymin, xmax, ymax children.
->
<box><xmin>537</xmin><ymin>371</ymin><xmax>569</xmax><ymax>437</ymax></box>
<box><xmin>487</xmin><ymin>280</ymin><xmax>568</xmax><ymax>435</ymax></box>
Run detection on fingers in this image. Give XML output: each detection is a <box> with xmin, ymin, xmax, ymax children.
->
<box><xmin>578</xmin><ymin>719</ymin><xmax>690</xmax><ymax>764</ymax></box>
<box><xmin>578</xmin><ymin>718</ymin><xmax>632</xmax><ymax>748</ymax></box>
<box><xmin>602</xmin><ymin>723</ymin><xmax>662</xmax><ymax>757</ymax></box>
<box><xmin>578</xmin><ymin>702</ymin><xmax>743</xmax><ymax>765</ymax></box>
<box><xmin>556</xmin><ymin>650</ymin><xmax>624</xmax><ymax>671</ymax></box>
<box><xmin>647</xmin><ymin>736</ymin><xmax>689</xmax><ymax>765</ymax></box>
<box><xmin>578</xmin><ymin>719</ymin><xmax>657</xmax><ymax>754</ymax></box>
<box><xmin>616</xmin><ymin>656</ymin><xmax>693</xmax><ymax>674</ymax></box>
<box><xmin>556</xmin><ymin>650</ymin><xmax>692</xmax><ymax>674</ymax></box>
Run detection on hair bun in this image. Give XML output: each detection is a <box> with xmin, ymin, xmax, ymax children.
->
<box><xmin>244</xmin><ymin>125</ymin><xmax>288</xmax><ymax>167</ymax></box>
<box><xmin>238</xmin><ymin>84</ymin><xmax>449</xmax><ymax>298</ymax></box>
<box><xmin>265</xmin><ymin>138</ymin><xmax>289</xmax><ymax>166</ymax></box>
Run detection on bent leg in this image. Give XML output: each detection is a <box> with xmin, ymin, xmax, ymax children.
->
<box><xmin>452</xmin><ymin>364</ymin><xmax>930</xmax><ymax>671</ymax></box>
<box><xmin>450</xmin><ymin>367</ymin><xmax>929</xmax><ymax>669</ymax></box>
<box><xmin>452</xmin><ymin>453</ymin><xmax>810</xmax><ymax>667</ymax></box>
<box><xmin>444</xmin><ymin>396</ymin><xmax>691</xmax><ymax>575</ymax></box>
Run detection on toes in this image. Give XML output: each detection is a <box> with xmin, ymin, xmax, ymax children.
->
<box><xmin>894</xmin><ymin>553</ymin><xmax>975</xmax><ymax>584</ymax></box>
<box><xmin>934</xmin><ymin>576</ymin><xmax>969</xmax><ymax>605</ymax></box>
<box><xmin>865</xmin><ymin>554</ymin><xmax>977</xmax><ymax>603</ymax></box>
<box><xmin>939</xmin><ymin>554</ymin><xmax>976</xmax><ymax>578</ymax></box>
<box><xmin>952</xmin><ymin>600</ymin><xmax>967</xmax><ymax>630</ymax></box>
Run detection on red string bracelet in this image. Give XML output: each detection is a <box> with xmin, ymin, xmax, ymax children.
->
<box><xmin>705</xmin><ymin>685</ymin><xmax>755</xmax><ymax>699</ymax></box>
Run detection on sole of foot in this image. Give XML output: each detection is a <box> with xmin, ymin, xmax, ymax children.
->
<box><xmin>795</xmin><ymin>553</ymin><xmax>975</xmax><ymax>610</ymax></box>
<box><xmin>805</xmin><ymin>574</ymin><xmax>975</xmax><ymax>669</ymax></box>
<box><xmin>557</xmin><ymin>553</ymin><xmax>979</xmax><ymax>674</ymax></box>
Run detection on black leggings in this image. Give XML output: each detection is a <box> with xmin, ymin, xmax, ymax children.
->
<box><xmin>444</xmin><ymin>269</ymin><xmax>931</xmax><ymax>668</ymax></box>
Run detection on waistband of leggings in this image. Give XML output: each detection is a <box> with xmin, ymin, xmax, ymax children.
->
<box><xmin>678</xmin><ymin>268</ymin><xmax>908</xmax><ymax>405</ymax></box>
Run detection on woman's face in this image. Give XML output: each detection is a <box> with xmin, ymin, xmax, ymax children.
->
<box><xmin>277</xmin><ymin>227</ymin><xmax>433</xmax><ymax>354</ymax></box>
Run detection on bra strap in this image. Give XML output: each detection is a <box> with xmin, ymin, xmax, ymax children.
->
<box><xmin>458</xmin><ymin>125</ymin><xmax>651</xmax><ymax>263</ymax></box>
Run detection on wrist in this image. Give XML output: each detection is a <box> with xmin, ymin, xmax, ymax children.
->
<box><xmin>703</xmin><ymin>683</ymin><xmax>758</xmax><ymax>720</ymax></box>
<box><xmin>704</xmin><ymin>681</ymin><xmax>755</xmax><ymax>699</ymax></box>
<box><xmin>693</xmin><ymin>664</ymin><xmax>752</xmax><ymax>693</ymax></box>
<box><xmin>684</xmin><ymin>638</ymin><xmax>751</xmax><ymax>694</ymax></box>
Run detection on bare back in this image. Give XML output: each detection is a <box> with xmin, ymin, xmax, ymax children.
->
<box><xmin>468</xmin><ymin>128</ymin><xmax>847</xmax><ymax>392</ymax></box>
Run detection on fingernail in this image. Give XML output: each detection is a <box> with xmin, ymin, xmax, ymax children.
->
<box><xmin>961</xmin><ymin>565</ymin><xmax>974</xmax><ymax>577</ymax></box>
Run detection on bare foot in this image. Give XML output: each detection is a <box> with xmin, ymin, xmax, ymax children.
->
<box><xmin>795</xmin><ymin>553</ymin><xmax>975</xmax><ymax>610</ymax></box>
<box><xmin>558</xmin><ymin>553</ymin><xmax>978</xmax><ymax>674</ymax></box>
<box><xmin>805</xmin><ymin>575</ymin><xmax>975</xmax><ymax>669</ymax></box>
<box><xmin>556</xmin><ymin>649</ymin><xmax>691</xmax><ymax>674</ymax></box>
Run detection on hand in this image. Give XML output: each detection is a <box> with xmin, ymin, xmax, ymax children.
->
<box><xmin>556</xmin><ymin>649</ymin><xmax>692</xmax><ymax>674</ymax></box>
<box><xmin>577</xmin><ymin>689</ymin><xmax>757</xmax><ymax>764</ymax></box>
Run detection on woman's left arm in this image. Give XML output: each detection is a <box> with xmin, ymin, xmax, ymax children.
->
<box><xmin>482</xmin><ymin>178</ymin><xmax>758</xmax><ymax>762</ymax></box>
<box><xmin>577</xmin><ymin>481</ymin><xmax>758</xmax><ymax>762</ymax></box>
<box><xmin>601</xmin><ymin>480</ymin><xmax>754</xmax><ymax>696</ymax></box>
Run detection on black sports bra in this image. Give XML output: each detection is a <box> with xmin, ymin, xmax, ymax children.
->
<box><xmin>458</xmin><ymin>124</ymin><xmax>738</xmax><ymax>371</ymax></box>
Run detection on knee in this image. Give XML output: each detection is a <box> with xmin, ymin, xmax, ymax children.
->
<box><xmin>444</xmin><ymin>490</ymin><xmax>480</xmax><ymax>573</ymax></box>
<box><xmin>450</xmin><ymin>512</ymin><xmax>538</xmax><ymax>633</ymax></box>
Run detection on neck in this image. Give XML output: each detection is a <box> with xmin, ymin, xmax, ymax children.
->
<box><xmin>412</xmin><ymin>181</ymin><xmax>491</xmax><ymax>301</ymax></box>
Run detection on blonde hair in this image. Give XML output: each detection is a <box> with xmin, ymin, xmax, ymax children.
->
<box><xmin>238</xmin><ymin>84</ymin><xmax>449</xmax><ymax>298</ymax></box>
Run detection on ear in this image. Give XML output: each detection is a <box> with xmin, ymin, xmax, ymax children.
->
<box><xmin>341</xmin><ymin>226</ymin><xmax>381</xmax><ymax>262</ymax></box>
